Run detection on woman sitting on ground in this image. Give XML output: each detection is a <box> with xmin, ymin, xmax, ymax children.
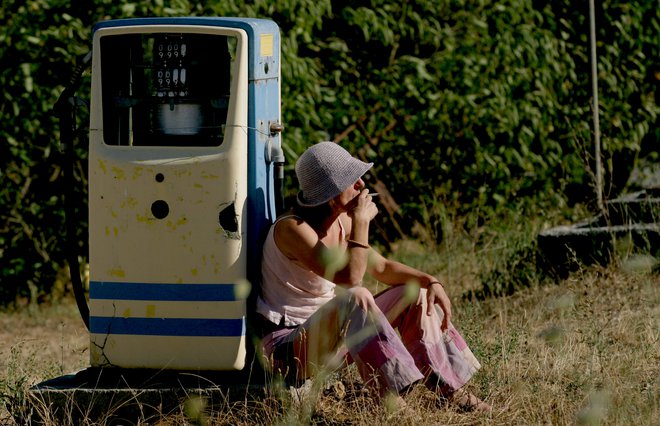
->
<box><xmin>255</xmin><ymin>141</ymin><xmax>490</xmax><ymax>412</ymax></box>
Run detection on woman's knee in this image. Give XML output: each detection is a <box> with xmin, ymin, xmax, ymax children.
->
<box><xmin>346</xmin><ymin>286</ymin><xmax>378</xmax><ymax>312</ymax></box>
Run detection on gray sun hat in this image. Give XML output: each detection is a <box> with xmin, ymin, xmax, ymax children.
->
<box><xmin>295</xmin><ymin>141</ymin><xmax>373</xmax><ymax>207</ymax></box>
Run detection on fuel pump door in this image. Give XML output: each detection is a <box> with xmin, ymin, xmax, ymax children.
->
<box><xmin>88</xmin><ymin>23</ymin><xmax>252</xmax><ymax>370</ymax></box>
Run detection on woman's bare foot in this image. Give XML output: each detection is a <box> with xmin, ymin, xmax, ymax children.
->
<box><xmin>382</xmin><ymin>393</ymin><xmax>423</xmax><ymax>421</ymax></box>
<box><xmin>450</xmin><ymin>389</ymin><xmax>492</xmax><ymax>413</ymax></box>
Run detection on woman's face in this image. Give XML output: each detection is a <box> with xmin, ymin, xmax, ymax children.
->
<box><xmin>333</xmin><ymin>177</ymin><xmax>366</xmax><ymax>211</ymax></box>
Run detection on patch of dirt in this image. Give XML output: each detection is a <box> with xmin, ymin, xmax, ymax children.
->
<box><xmin>0</xmin><ymin>300</ymin><xmax>89</xmax><ymax>383</ymax></box>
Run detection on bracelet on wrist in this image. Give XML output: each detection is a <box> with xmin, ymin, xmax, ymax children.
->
<box><xmin>346</xmin><ymin>239</ymin><xmax>370</xmax><ymax>249</ymax></box>
<box><xmin>428</xmin><ymin>281</ymin><xmax>443</xmax><ymax>287</ymax></box>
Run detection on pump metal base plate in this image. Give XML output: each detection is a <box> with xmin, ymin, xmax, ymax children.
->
<box><xmin>24</xmin><ymin>367</ymin><xmax>268</xmax><ymax>424</ymax></box>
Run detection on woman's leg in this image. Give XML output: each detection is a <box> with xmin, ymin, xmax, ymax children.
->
<box><xmin>374</xmin><ymin>285</ymin><xmax>481</xmax><ymax>395</ymax></box>
<box><xmin>263</xmin><ymin>287</ymin><xmax>424</xmax><ymax>395</ymax></box>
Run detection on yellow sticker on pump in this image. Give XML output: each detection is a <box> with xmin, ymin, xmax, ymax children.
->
<box><xmin>260</xmin><ymin>34</ymin><xmax>274</xmax><ymax>57</ymax></box>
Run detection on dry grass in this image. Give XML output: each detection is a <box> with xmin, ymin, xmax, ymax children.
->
<box><xmin>459</xmin><ymin>262</ymin><xmax>659</xmax><ymax>425</ymax></box>
<box><xmin>1</xmin><ymin>230</ymin><xmax>658</xmax><ymax>424</ymax></box>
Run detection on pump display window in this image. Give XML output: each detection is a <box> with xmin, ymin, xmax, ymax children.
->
<box><xmin>100</xmin><ymin>33</ymin><xmax>234</xmax><ymax>147</ymax></box>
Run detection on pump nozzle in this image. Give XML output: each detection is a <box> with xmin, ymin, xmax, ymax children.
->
<box><xmin>266</xmin><ymin>138</ymin><xmax>286</xmax><ymax>215</ymax></box>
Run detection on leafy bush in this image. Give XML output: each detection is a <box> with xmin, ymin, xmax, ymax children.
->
<box><xmin>0</xmin><ymin>0</ymin><xmax>657</xmax><ymax>305</ymax></box>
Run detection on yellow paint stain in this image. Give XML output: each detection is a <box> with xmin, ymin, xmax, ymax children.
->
<box><xmin>108</xmin><ymin>268</ymin><xmax>126</xmax><ymax>278</ymax></box>
<box><xmin>201</xmin><ymin>171</ymin><xmax>219</xmax><ymax>179</ymax></box>
<box><xmin>123</xmin><ymin>308</ymin><xmax>131</xmax><ymax>318</ymax></box>
<box><xmin>111</xmin><ymin>166</ymin><xmax>126</xmax><ymax>180</ymax></box>
<box><xmin>191</xmin><ymin>268</ymin><xmax>198</xmax><ymax>276</ymax></box>
<box><xmin>121</xmin><ymin>197</ymin><xmax>138</xmax><ymax>209</ymax></box>
<box><xmin>136</xmin><ymin>214</ymin><xmax>150</xmax><ymax>223</ymax></box>
<box><xmin>105</xmin><ymin>226</ymin><xmax>110</xmax><ymax>236</ymax></box>
<box><xmin>146</xmin><ymin>305</ymin><xmax>156</xmax><ymax>318</ymax></box>
<box><xmin>111</xmin><ymin>210</ymin><xmax>118</xmax><ymax>218</ymax></box>
<box><xmin>113</xmin><ymin>227</ymin><xmax>119</xmax><ymax>236</ymax></box>
<box><xmin>193</xmin><ymin>183</ymin><xmax>203</xmax><ymax>189</ymax></box>
<box><xmin>132</xmin><ymin>167</ymin><xmax>144</xmax><ymax>180</ymax></box>
<box><xmin>173</xmin><ymin>169</ymin><xmax>192</xmax><ymax>178</ymax></box>
<box><xmin>177</xmin><ymin>217</ymin><xmax>187</xmax><ymax>226</ymax></box>
<box><xmin>98</xmin><ymin>159</ymin><xmax>107</xmax><ymax>173</ymax></box>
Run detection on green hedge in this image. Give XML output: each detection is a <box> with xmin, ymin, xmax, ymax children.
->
<box><xmin>0</xmin><ymin>0</ymin><xmax>657</xmax><ymax>305</ymax></box>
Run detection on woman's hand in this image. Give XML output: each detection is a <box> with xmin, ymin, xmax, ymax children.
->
<box><xmin>426</xmin><ymin>282</ymin><xmax>452</xmax><ymax>331</ymax></box>
<box><xmin>349</xmin><ymin>286</ymin><xmax>379</xmax><ymax>312</ymax></box>
<box><xmin>348</xmin><ymin>189</ymin><xmax>378</xmax><ymax>223</ymax></box>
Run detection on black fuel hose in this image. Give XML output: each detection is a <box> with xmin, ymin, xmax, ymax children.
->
<box><xmin>54</xmin><ymin>51</ymin><xmax>92</xmax><ymax>330</ymax></box>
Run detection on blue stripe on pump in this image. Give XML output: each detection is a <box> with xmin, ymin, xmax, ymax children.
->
<box><xmin>90</xmin><ymin>317</ymin><xmax>246</xmax><ymax>337</ymax></box>
<box><xmin>89</xmin><ymin>281</ymin><xmax>239</xmax><ymax>301</ymax></box>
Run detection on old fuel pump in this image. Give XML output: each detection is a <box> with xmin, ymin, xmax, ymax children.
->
<box><xmin>70</xmin><ymin>17</ymin><xmax>283</xmax><ymax>371</ymax></box>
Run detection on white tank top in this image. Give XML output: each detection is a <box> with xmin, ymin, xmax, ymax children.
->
<box><xmin>256</xmin><ymin>215</ymin><xmax>340</xmax><ymax>326</ymax></box>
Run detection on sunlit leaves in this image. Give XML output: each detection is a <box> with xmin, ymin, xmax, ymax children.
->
<box><xmin>0</xmin><ymin>0</ymin><xmax>657</xmax><ymax>304</ymax></box>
